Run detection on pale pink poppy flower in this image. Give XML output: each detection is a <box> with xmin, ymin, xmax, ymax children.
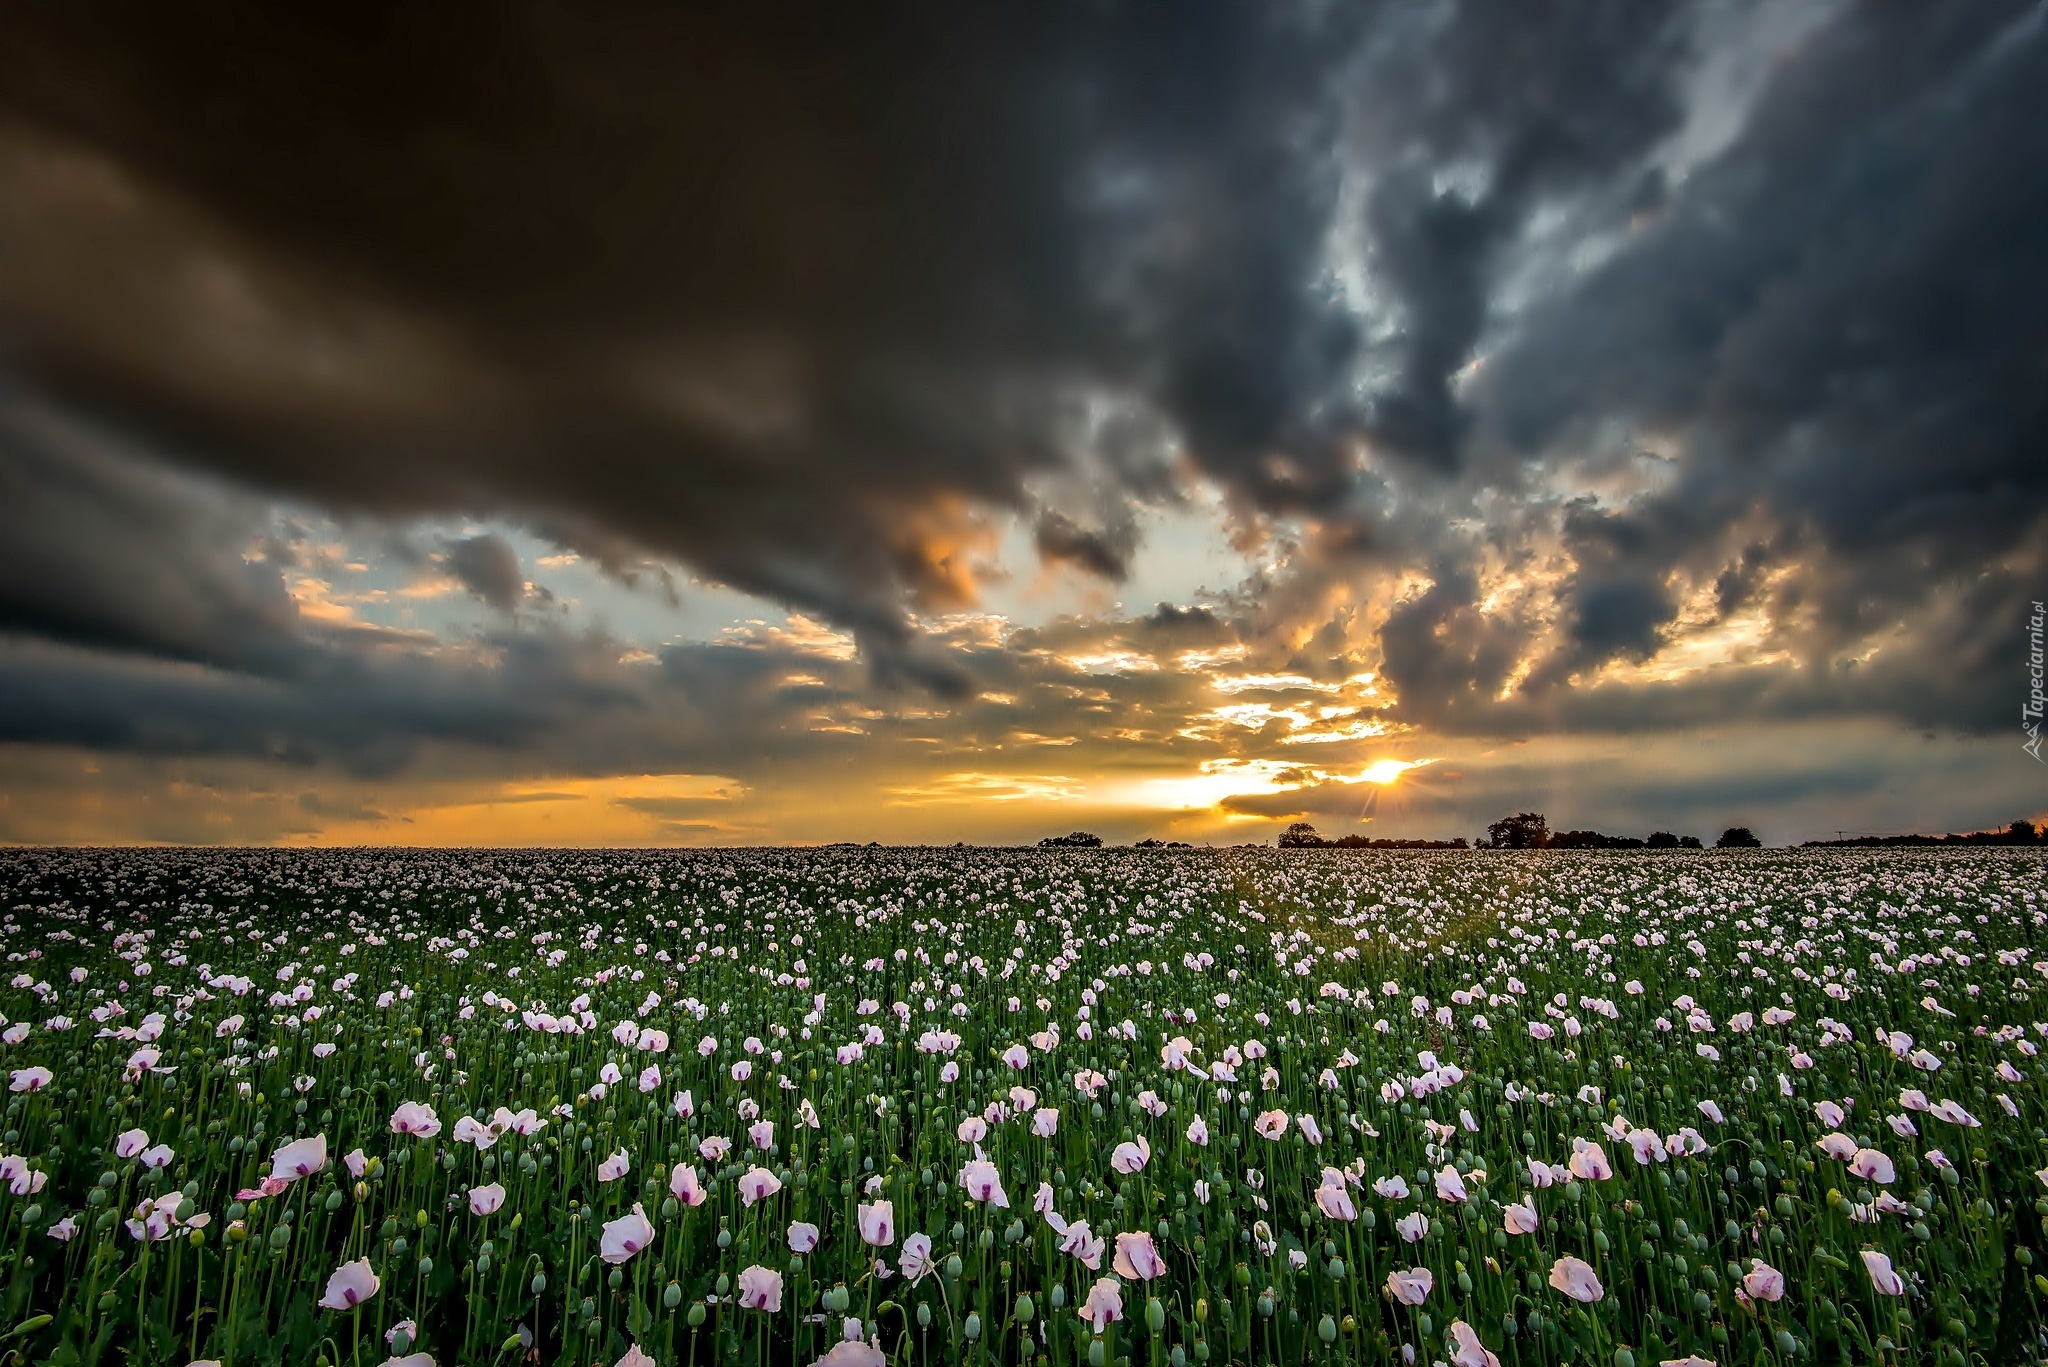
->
<box><xmin>270</xmin><ymin>1134</ymin><xmax>328</xmax><ymax>1184</ymax></box>
<box><xmin>1742</xmin><ymin>1260</ymin><xmax>1785</xmax><ymax>1302</ymax></box>
<box><xmin>1008</xmin><ymin>1085</ymin><xmax>1038</xmax><ymax>1111</ymax></box>
<box><xmin>115</xmin><ymin>1129</ymin><xmax>150</xmax><ymax>1159</ymax></box>
<box><xmin>1567</xmin><ymin>1140</ymin><xmax>1613</xmax><ymax>1182</ymax></box>
<box><xmin>343</xmin><ymin>1148</ymin><xmax>368</xmax><ymax>1180</ymax></box>
<box><xmin>1110</xmin><ymin>1137</ymin><xmax>1151</xmax><ymax>1174</ymax></box>
<box><xmin>814</xmin><ymin>1340</ymin><xmax>884</xmax><ymax>1367</ymax></box>
<box><xmin>1136</xmin><ymin>1090</ymin><xmax>1167</xmax><ymax>1118</ymax></box>
<box><xmin>638</xmin><ymin>1065</ymin><xmax>661</xmax><ymax>1094</ymax></box>
<box><xmin>597</xmin><ymin>1149</ymin><xmax>631</xmax><ymax>1183</ymax></box>
<box><xmin>1548</xmin><ymin>1256</ymin><xmax>1603</xmax><ymax>1303</ymax></box>
<box><xmin>1396</xmin><ymin>1211</ymin><xmax>1429</xmax><ymax>1242</ymax></box>
<box><xmin>670</xmin><ymin>1163</ymin><xmax>707</xmax><ymax>1207</ymax></box>
<box><xmin>1032</xmin><ymin>1107</ymin><xmax>1060</xmax><ymax>1138</ymax></box>
<box><xmin>1315</xmin><ymin>1180</ymin><xmax>1358</xmax><ymax>1221</ymax></box>
<box><xmin>1816</xmin><ymin>1100</ymin><xmax>1846</xmax><ymax>1127</ymax></box>
<box><xmin>1861</xmin><ymin>1249</ymin><xmax>1905</xmax><ymax>1296</ymax></box>
<box><xmin>1253</xmin><ymin>1110</ymin><xmax>1288</xmax><ymax>1140</ymax></box>
<box><xmin>1697</xmin><ymin>1100</ymin><xmax>1724</xmax><ymax>1124</ymax></box>
<box><xmin>697</xmin><ymin>1036</ymin><xmax>718</xmax><ymax>1057</ymax></box>
<box><xmin>956</xmin><ymin>1117</ymin><xmax>987</xmax><ymax>1144</ymax></box>
<box><xmin>469</xmin><ymin>1182</ymin><xmax>507</xmax><ymax>1216</ymax></box>
<box><xmin>1502</xmin><ymin>1198</ymin><xmax>1540</xmax><ymax>1235</ymax></box>
<box><xmin>0</xmin><ymin>1157</ymin><xmax>46</xmax><ymax>1198</ymax></box>
<box><xmin>1186</xmin><ymin>1115</ymin><xmax>1209</xmax><ymax>1146</ymax></box>
<box><xmin>1059</xmin><ymin>1220</ymin><xmax>1106</xmax><ymax>1269</ymax></box>
<box><xmin>1899</xmin><ymin>1089</ymin><xmax>1930</xmax><ymax>1112</ymax></box>
<box><xmin>1850</xmin><ymin>1148</ymin><xmax>1896</xmax><ymax>1185</ymax></box>
<box><xmin>672</xmin><ymin>1090</ymin><xmax>695</xmax><ymax>1119</ymax></box>
<box><xmin>958</xmin><ymin>1159</ymin><xmax>1009</xmax><ymax>1207</ymax></box>
<box><xmin>1660</xmin><ymin>1358</ymin><xmax>1716</xmax><ymax>1367</ymax></box>
<box><xmin>617</xmin><ymin>1344</ymin><xmax>659</xmax><ymax>1367</ymax></box>
<box><xmin>1627</xmin><ymin>1130</ymin><xmax>1668</xmax><ymax>1165</ymax></box>
<box><xmin>389</xmin><ymin>1102</ymin><xmax>440</xmax><ymax>1137</ymax></box>
<box><xmin>1033</xmin><ymin>1181</ymin><xmax>1056</xmax><ymax>1215</ymax></box>
<box><xmin>1160</xmin><ymin>1037</ymin><xmax>1192</xmax><ymax>1070</ymax></box>
<box><xmin>899</xmin><ymin>1231</ymin><xmax>935</xmax><ymax>1282</ymax></box>
<box><xmin>788</xmin><ymin>1221</ymin><xmax>820</xmax><ymax>1253</ymax></box>
<box><xmin>1386</xmin><ymin>1267</ymin><xmax>1433</xmax><ymax>1305</ymax></box>
<box><xmin>731</xmin><ymin>1061</ymin><xmax>753</xmax><ymax>1083</ymax></box>
<box><xmin>139</xmin><ymin>1144</ymin><xmax>175</xmax><ymax>1170</ymax></box>
<box><xmin>1298</xmin><ymin>1114</ymin><xmax>1324</xmax><ymax>1146</ymax></box>
<box><xmin>699</xmin><ymin>1135</ymin><xmax>731</xmax><ymax>1162</ymax></box>
<box><xmin>1113</xmin><ymin>1230</ymin><xmax>1166</xmax><ymax>1280</ymax></box>
<box><xmin>452</xmin><ymin>1116</ymin><xmax>498</xmax><ymax>1150</ymax></box>
<box><xmin>1079</xmin><ymin>1277</ymin><xmax>1124</xmax><ymax>1331</ymax></box>
<box><xmin>46</xmin><ymin>1215</ymin><xmax>76</xmax><ymax>1241</ymax></box>
<box><xmin>1447</xmin><ymin>1320</ymin><xmax>1501</xmax><ymax>1367</ymax></box>
<box><xmin>1002</xmin><ymin>1044</ymin><xmax>1030</xmax><ymax>1069</ymax></box>
<box><xmin>9</xmin><ymin>1067</ymin><xmax>52</xmax><ymax>1093</ymax></box>
<box><xmin>738</xmin><ymin>1166</ymin><xmax>783</xmax><ymax>1206</ymax></box>
<box><xmin>938</xmin><ymin>1062</ymin><xmax>959</xmax><ymax>1083</ymax></box>
<box><xmin>749</xmin><ymin>1121</ymin><xmax>776</xmax><ymax>1151</ymax></box>
<box><xmin>318</xmin><ymin>1258</ymin><xmax>380</xmax><ymax>1310</ymax></box>
<box><xmin>1929</xmin><ymin>1099</ymin><xmax>1979</xmax><ymax>1127</ymax></box>
<box><xmin>857</xmin><ymin>1199</ymin><xmax>895</xmax><ymax>1246</ymax></box>
<box><xmin>1376</xmin><ymin>1174</ymin><xmax>1411</xmax><ymax>1200</ymax></box>
<box><xmin>1525</xmin><ymin>1158</ymin><xmax>1557</xmax><ymax>1190</ymax></box>
<box><xmin>736</xmin><ymin>1264</ymin><xmax>783</xmax><ymax>1312</ymax></box>
<box><xmin>1815</xmin><ymin>1132</ymin><xmax>1857</xmax><ymax>1160</ymax></box>
<box><xmin>1073</xmin><ymin>1069</ymin><xmax>1108</xmax><ymax>1098</ymax></box>
<box><xmin>600</xmin><ymin>1203</ymin><xmax>654</xmax><ymax>1264</ymax></box>
<box><xmin>1435</xmin><ymin>1165</ymin><xmax>1468</xmax><ymax>1202</ymax></box>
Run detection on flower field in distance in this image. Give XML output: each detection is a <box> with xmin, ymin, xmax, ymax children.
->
<box><xmin>0</xmin><ymin>847</ymin><xmax>2044</xmax><ymax>1367</ymax></box>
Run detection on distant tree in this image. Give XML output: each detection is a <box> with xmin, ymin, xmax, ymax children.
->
<box><xmin>1716</xmin><ymin>827</ymin><xmax>1762</xmax><ymax>848</ymax></box>
<box><xmin>1278</xmin><ymin>822</ymin><xmax>1325</xmax><ymax>848</ymax></box>
<box><xmin>1483</xmin><ymin>813</ymin><xmax>1550</xmax><ymax>849</ymax></box>
<box><xmin>1677</xmin><ymin>835</ymin><xmax>1703</xmax><ymax>849</ymax></box>
<box><xmin>1039</xmin><ymin>831</ymin><xmax>1103</xmax><ymax>848</ymax></box>
<box><xmin>2010</xmin><ymin>820</ymin><xmax>2041</xmax><ymax>843</ymax></box>
<box><xmin>1645</xmin><ymin>831</ymin><xmax>1680</xmax><ymax>849</ymax></box>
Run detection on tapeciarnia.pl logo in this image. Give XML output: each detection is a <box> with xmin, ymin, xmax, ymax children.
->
<box><xmin>2027</xmin><ymin>599</ymin><xmax>2045</xmax><ymax>762</ymax></box>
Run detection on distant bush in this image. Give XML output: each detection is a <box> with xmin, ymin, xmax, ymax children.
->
<box><xmin>1038</xmin><ymin>831</ymin><xmax>1103</xmax><ymax>848</ymax></box>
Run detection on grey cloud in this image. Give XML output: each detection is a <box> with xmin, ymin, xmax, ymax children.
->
<box><xmin>1033</xmin><ymin>509</ymin><xmax>1139</xmax><ymax>581</ymax></box>
<box><xmin>441</xmin><ymin>534</ymin><xmax>526</xmax><ymax>613</ymax></box>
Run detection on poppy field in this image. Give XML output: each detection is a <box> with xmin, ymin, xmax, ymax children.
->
<box><xmin>0</xmin><ymin>845</ymin><xmax>2043</xmax><ymax>1367</ymax></box>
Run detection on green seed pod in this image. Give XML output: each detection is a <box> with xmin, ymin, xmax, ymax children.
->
<box><xmin>715</xmin><ymin>1273</ymin><xmax>730</xmax><ymax>1296</ymax></box>
<box><xmin>687</xmin><ymin>1303</ymin><xmax>706</xmax><ymax>1327</ymax></box>
<box><xmin>1318</xmin><ymin>1315</ymin><xmax>1337</xmax><ymax>1344</ymax></box>
<box><xmin>944</xmin><ymin>1253</ymin><xmax>963</xmax><ymax>1279</ymax></box>
<box><xmin>917</xmin><ymin>1302</ymin><xmax>932</xmax><ymax>1327</ymax></box>
<box><xmin>1050</xmin><ymin>1284</ymin><xmax>1067</xmax><ymax>1309</ymax></box>
<box><xmin>1014</xmin><ymin>1293</ymin><xmax>1034</xmax><ymax>1323</ymax></box>
<box><xmin>417</xmin><ymin>1256</ymin><xmax>433</xmax><ymax>1277</ymax></box>
<box><xmin>963</xmin><ymin>1312</ymin><xmax>982</xmax><ymax>1341</ymax></box>
<box><xmin>1614</xmin><ymin>1349</ymin><xmax>1635</xmax><ymax>1367</ymax></box>
<box><xmin>1147</xmin><ymin>1298</ymin><xmax>1166</xmax><ymax>1333</ymax></box>
<box><xmin>531</xmin><ymin>1272</ymin><xmax>547</xmax><ymax>1296</ymax></box>
<box><xmin>663</xmin><ymin>1281</ymin><xmax>682</xmax><ymax>1309</ymax></box>
<box><xmin>1088</xmin><ymin>1340</ymin><xmax>1105</xmax><ymax>1367</ymax></box>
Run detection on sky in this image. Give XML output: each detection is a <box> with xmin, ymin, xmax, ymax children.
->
<box><xmin>0</xmin><ymin>0</ymin><xmax>2044</xmax><ymax>848</ymax></box>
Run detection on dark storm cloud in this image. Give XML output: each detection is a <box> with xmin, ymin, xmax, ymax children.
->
<box><xmin>0</xmin><ymin>0</ymin><xmax>1379</xmax><ymax>664</ymax></box>
<box><xmin>0</xmin><ymin>397</ymin><xmax>304</xmax><ymax>674</ymax></box>
<box><xmin>1463</xmin><ymin>0</ymin><xmax>2048</xmax><ymax>722</ymax></box>
<box><xmin>0</xmin><ymin>0</ymin><xmax>2039</xmax><ymax>799</ymax></box>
